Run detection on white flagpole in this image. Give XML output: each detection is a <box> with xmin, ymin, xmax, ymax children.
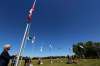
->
<box><xmin>15</xmin><ymin>23</ymin><xmax>31</xmax><ymax>66</ymax></box>
<box><xmin>33</xmin><ymin>0</ymin><xmax>37</xmax><ymax>7</ymax></box>
<box><xmin>19</xmin><ymin>24</ymin><xmax>31</xmax><ymax>66</ymax></box>
<box><xmin>15</xmin><ymin>0</ymin><xmax>37</xmax><ymax>66</ymax></box>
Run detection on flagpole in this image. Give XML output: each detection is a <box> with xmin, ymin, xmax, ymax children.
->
<box><xmin>19</xmin><ymin>24</ymin><xmax>31</xmax><ymax>66</ymax></box>
<box><xmin>15</xmin><ymin>0</ymin><xmax>37</xmax><ymax>66</ymax></box>
<box><xmin>15</xmin><ymin>23</ymin><xmax>31</xmax><ymax>66</ymax></box>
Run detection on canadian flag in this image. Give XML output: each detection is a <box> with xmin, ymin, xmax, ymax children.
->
<box><xmin>27</xmin><ymin>0</ymin><xmax>36</xmax><ymax>21</ymax></box>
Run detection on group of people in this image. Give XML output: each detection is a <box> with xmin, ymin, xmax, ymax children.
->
<box><xmin>0</xmin><ymin>44</ymin><xmax>33</xmax><ymax>66</ymax></box>
<box><xmin>24</xmin><ymin>57</ymin><xmax>33</xmax><ymax>66</ymax></box>
<box><xmin>0</xmin><ymin>44</ymin><xmax>80</xmax><ymax>66</ymax></box>
<box><xmin>67</xmin><ymin>55</ymin><xmax>79</xmax><ymax>64</ymax></box>
<box><xmin>0</xmin><ymin>44</ymin><xmax>45</xmax><ymax>66</ymax></box>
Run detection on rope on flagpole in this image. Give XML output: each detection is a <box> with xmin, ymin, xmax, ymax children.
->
<box><xmin>15</xmin><ymin>23</ymin><xmax>31</xmax><ymax>66</ymax></box>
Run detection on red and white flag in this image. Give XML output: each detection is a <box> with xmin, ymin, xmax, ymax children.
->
<box><xmin>27</xmin><ymin>0</ymin><xmax>36</xmax><ymax>21</ymax></box>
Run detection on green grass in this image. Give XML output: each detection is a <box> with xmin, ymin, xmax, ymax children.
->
<box><xmin>9</xmin><ymin>59</ymin><xmax>100</xmax><ymax>66</ymax></box>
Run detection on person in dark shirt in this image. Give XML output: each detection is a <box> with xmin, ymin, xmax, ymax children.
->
<box><xmin>24</xmin><ymin>57</ymin><xmax>30</xmax><ymax>66</ymax></box>
<box><xmin>0</xmin><ymin>44</ymin><xmax>11</xmax><ymax>66</ymax></box>
<box><xmin>67</xmin><ymin>55</ymin><xmax>73</xmax><ymax>64</ymax></box>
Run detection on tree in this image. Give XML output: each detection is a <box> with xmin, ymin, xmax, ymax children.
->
<box><xmin>73</xmin><ymin>41</ymin><xmax>100</xmax><ymax>59</ymax></box>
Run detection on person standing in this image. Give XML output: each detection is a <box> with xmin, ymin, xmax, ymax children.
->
<box><xmin>11</xmin><ymin>56</ymin><xmax>16</xmax><ymax>66</ymax></box>
<box><xmin>27</xmin><ymin>60</ymin><xmax>33</xmax><ymax>66</ymax></box>
<box><xmin>67</xmin><ymin>55</ymin><xmax>73</xmax><ymax>64</ymax></box>
<box><xmin>0</xmin><ymin>44</ymin><xmax>12</xmax><ymax>66</ymax></box>
<box><xmin>24</xmin><ymin>56</ymin><xmax>30</xmax><ymax>66</ymax></box>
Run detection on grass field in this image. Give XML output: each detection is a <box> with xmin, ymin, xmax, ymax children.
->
<box><xmin>9</xmin><ymin>59</ymin><xmax>100</xmax><ymax>66</ymax></box>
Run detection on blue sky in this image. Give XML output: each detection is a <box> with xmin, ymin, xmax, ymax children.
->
<box><xmin>0</xmin><ymin>0</ymin><xmax>100</xmax><ymax>57</ymax></box>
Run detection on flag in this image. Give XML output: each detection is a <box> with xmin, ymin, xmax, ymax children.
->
<box><xmin>69</xmin><ymin>48</ymin><xmax>72</xmax><ymax>50</ymax></box>
<box><xmin>27</xmin><ymin>0</ymin><xmax>36</xmax><ymax>21</ymax></box>
<box><xmin>32</xmin><ymin>36</ymin><xmax>36</xmax><ymax>43</ymax></box>
<box><xmin>80</xmin><ymin>45</ymin><xmax>84</xmax><ymax>48</ymax></box>
<box><xmin>49</xmin><ymin>44</ymin><xmax>52</xmax><ymax>49</ymax></box>
<box><xmin>40</xmin><ymin>46</ymin><xmax>43</xmax><ymax>52</ymax></box>
<box><xmin>27</xmin><ymin>36</ymin><xmax>32</xmax><ymax>40</ymax></box>
<box><xmin>27</xmin><ymin>35</ymin><xmax>36</xmax><ymax>44</ymax></box>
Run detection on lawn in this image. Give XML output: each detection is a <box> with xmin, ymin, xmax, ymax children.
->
<box><xmin>9</xmin><ymin>59</ymin><xmax>100</xmax><ymax>66</ymax></box>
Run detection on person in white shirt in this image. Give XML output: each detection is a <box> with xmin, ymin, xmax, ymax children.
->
<box><xmin>28</xmin><ymin>60</ymin><xmax>33</xmax><ymax>66</ymax></box>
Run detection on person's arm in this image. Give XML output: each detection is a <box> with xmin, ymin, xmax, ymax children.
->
<box><xmin>10</xmin><ymin>55</ymin><xmax>16</xmax><ymax>59</ymax></box>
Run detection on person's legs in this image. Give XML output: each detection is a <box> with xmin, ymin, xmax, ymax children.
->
<box><xmin>24</xmin><ymin>63</ymin><xmax>26</xmax><ymax>66</ymax></box>
<box><xmin>11</xmin><ymin>63</ymin><xmax>12</xmax><ymax>66</ymax></box>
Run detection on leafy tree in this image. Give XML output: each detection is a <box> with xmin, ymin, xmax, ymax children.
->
<box><xmin>73</xmin><ymin>41</ymin><xmax>100</xmax><ymax>59</ymax></box>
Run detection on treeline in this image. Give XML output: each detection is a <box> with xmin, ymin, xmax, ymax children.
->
<box><xmin>22</xmin><ymin>56</ymin><xmax>66</xmax><ymax>60</ymax></box>
<box><xmin>73</xmin><ymin>41</ymin><xmax>100</xmax><ymax>59</ymax></box>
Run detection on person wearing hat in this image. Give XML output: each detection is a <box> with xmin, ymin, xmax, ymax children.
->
<box><xmin>0</xmin><ymin>44</ymin><xmax>12</xmax><ymax>66</ymax></box>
